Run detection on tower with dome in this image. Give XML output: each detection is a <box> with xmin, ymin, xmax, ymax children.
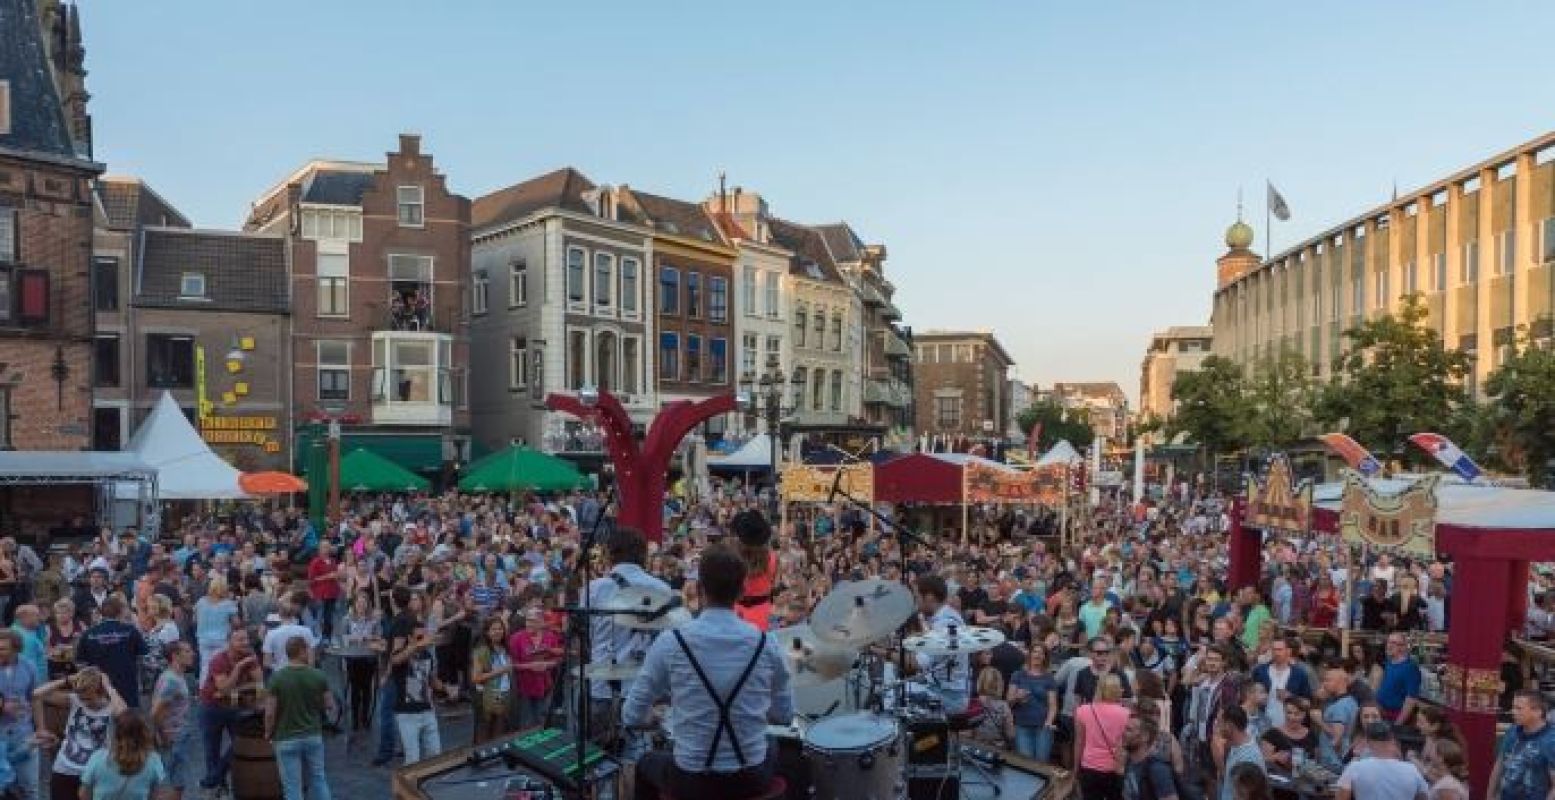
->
<box><xmin>1216</xmin><ymin>215</ymin><xmax>1262</xmax><ymax>288</ymax></box>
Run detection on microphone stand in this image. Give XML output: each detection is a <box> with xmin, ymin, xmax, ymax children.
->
<box><xmin>559</xmin><ymin>483</ymin><xmax>616</xmax><ymax>790</ymax></box>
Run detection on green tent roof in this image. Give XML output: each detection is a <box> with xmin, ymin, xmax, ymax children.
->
<box><xmin>458</xmin><ymin>446</ymin><xmax>586</xmax><ymax>493</ymax></box>
<box><xmin>339</xmin><ymin>448</ymin><xmax>431</xmax><ymax>493</ymax></box>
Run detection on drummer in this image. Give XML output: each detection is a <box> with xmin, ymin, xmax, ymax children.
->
<box><xmin>909</xmin><ymin>574</ymin><xmax>971</xmax><ymax>714</ymax></box>
<box><xmin>587</xmin><ymin>527</ymin><xmax>671</xmax><ymax>743</ymax></box>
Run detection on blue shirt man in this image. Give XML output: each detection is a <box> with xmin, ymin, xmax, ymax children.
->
<box><xmin>586</xmin><ymin>531</ymin><xmax>673</xmax><ymax>703</ymax></box>
<box><xmin>1493</xmin><ymin>691</ymin><xmax>1555</xmax><ymax>800</ymax></box>
<box><xmin>1375</xmin><ymin>634</ymin><xmax>1421</xmax><ymax>720</ymax></box>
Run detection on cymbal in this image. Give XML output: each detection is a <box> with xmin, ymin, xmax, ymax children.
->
<box><xmin>600</xmin><ymin>586</ymin><xmax>693</xmax><ymax>631</ymax></box>
<box><xmin>903</xmin><ymin>625</ymin><xmax>1005</xmax><ymax>656</ymax></box>
<box><xmin>770</xmin><ymin>624</ymin><xmax>857</xmax><ymax>688</ymax></box>
<box><xmin>585</xmin><ymin>656</ymin><xmax>645</xmax><ymax>682</ymax></box>
<box><xmin>810</xmin><ymin>578</ymin><xmax>915</xmax><ymax>647</ymax></box>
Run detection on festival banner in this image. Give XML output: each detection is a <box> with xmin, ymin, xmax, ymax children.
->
<box><xmin>1317</xmin><ymin>432</ymin><xmax>1382</xmax><ymax>477</ymax></box>
<box><xmin>1408</xmin><ymin>432</ymin><xmax>1484</xmax><ymax>482</ymax></box>
<box><xmin>780</xmin><ymin>464</ymin><xmax>874</xmax><ymax>503</ymax></box>
<box><xmin>964</xmin><ymin>462</ymin><xmax>1068</xmax><ymax>505</ymax></box>
<box><xmin>1337</xmin><ymin>469</ymin><xmax>1439</xmax><ymax>558</ymax></box>
<box><xmin>1244</xmin><ymin>453</ymin><xmax>1312</xmax><ymax>533</ymax></box>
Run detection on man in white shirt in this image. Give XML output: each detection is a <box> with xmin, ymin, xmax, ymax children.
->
<box><xmin>263</xmin><ymin>594</ymin><xmax>318</xmax><ymax>671</ymax></box>
<box><xmin>1335</xmin><ymin>722</ymin><xmax>1429</xmax><ymax>800</ymax></box>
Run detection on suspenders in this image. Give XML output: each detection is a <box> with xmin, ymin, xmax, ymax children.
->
<box><xmin>672</xmin><ymin>629</ymin><xmax>766</xmax><ymax>771</ymax></box>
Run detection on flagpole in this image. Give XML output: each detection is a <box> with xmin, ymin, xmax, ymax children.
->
<box><xmin>1265</xmin><ymin>179</ymin><xmax>1272</xmax><ymax>263</ymax></box>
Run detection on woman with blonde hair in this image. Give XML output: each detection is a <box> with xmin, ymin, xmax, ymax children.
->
<box><xmin>47</xmin><ymin>598</ymin><xmax>81</xmax><ymax>679</ymax></box>
<box><xmin>1073</xmin><ymin>673</ymin><xmax>1129</xmax><ymax>800</ymax></box>
<box><xmin>79</xmin><ymin>709</ymin><xmax>165</xmax><ymax>800</ymax></box>
<box><xmin>36</xmin><ymin>667</ymin><xmax>127</xmax><ymax>800</ymax></box>
<box><xmin>193</xmin><ymin>577</ymin><xmax>238</xmax><ymax>678</ymax></box>
<box><xmin>971</xmin><ymin>666</ymin><xmax>1015</xmax><ymax>750</ymax></box>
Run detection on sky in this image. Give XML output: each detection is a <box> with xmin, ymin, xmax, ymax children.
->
<box><xmin>81</xmin><ymin>0</ymin><xmax>1555</xmax><ymax>404</ymax></box>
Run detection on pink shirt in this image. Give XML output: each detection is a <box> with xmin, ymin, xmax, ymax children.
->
<box><xmin>1076</xmin><ymin>702</ymin><xmax>1130</xmax><ymax>772</ymax></box>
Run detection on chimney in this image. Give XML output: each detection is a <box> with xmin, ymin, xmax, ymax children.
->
<box><xmin>398</xmin><ymin>133</ymin><xmax>421</xmax><ymax>157</ymax></box>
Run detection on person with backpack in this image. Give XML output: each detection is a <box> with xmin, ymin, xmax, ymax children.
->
<box><xmin>1125</xmin><ymin>714</ymin><xmax>1180</xmax><ymax>800</ymax></box>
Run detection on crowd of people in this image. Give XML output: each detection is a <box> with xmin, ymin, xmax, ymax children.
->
<box><xmin>1</xmin><ymin>472</ymin><xmax>1553</xmax><ymax>800</ymax></box>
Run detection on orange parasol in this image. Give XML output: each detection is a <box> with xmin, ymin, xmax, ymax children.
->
<box><xmin>239</xmin><ymin>471</ymin><xmax>308</xmax><ymax>494</ymax></box>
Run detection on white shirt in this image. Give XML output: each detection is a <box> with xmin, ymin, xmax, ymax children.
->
<box><xmin>262</xmin><ymin>622</ymin><xmax>318</xmax><ymax>668</ymax></box>
<box><xmin>1265</xmin><ymin>663</ymin><xmax>1291</xmax><ymax>726</ymax></box>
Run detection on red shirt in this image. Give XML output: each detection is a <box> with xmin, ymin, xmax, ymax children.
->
<box><xmin>308</xmin><ymin>557</ymin><xmax>340</xmax><ymax>601</ymax></box>
<box><xmin>507</xmin><ymin>629</ymin><xmax>562</xmax><ymax>699</ymax></box>
<box><xmin>199</xmin><ymin>649</ymin><xmax>261</xmax><ymax>706</ymax></box>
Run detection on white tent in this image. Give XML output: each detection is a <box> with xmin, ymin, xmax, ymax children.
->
<box><xmin>1036</xmin><ymin>439</ymin><xmax>1083</xmax><ymax>467</ymax></box>
<box><xmin>708</xmin><ymin>433</ymin><xmax>774</xmax><ymax>471</ymax></box>
<box><xmin>126</xmin><ymin>392</ymin><xmax>250</xmax><ymax>500</ymax></box>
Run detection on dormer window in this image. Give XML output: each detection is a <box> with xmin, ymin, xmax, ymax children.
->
<box><xmin>180</xmin><ymin>272</ymin><xmax>206</xmax><ymax>299</ymax></box>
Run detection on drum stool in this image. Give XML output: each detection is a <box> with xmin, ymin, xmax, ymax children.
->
<box><xmin>663</xmin><ymin>775</ymin><xmax>786</xmax><ymax>800</ymax></box>
<box><xmin>947</xmin><ymin>701</ymin><xmax>1000</xmax><ymax>796</ymax></box>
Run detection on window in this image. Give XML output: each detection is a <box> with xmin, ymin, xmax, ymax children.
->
<box><xmin>622</xmin><ymin>337</ymin><xmax>640</xmax><ymax>395</ymax></box>
<box><xmin>1351</xmin><ymin>275</ymin><xmax>1363</xmax><ymax>313</ymax></box>
<box><xmin>93</xmin><ymin>257</ymin><xmax>118</xmax><ymax>312</ymax></box>
<box><xmin>742</xmin><ymin>333</ymin><xmax>758</xmax><ymax>376</ymax></box>
<box><xmin>1462</xmin><ymin>240</ymin><xmax>1479</xmax><ymax>284</ymax></box>
<box><xmin>814</xmin><ymin>308</ymin><xmax>825</xmax><ymax>342</ymax></box>
<box><xmin>709</xmin><ymin>338</ymin><xmax>727</xmax><ymax>384</ymax></box>
<box><xmin>509</xmin><ymin>338</ymin><xmax>527</xmax><ymax>390</ymax></box>
<box><xmin>620</xmin><ymin>258</ymin><xmax>639</xmax><ymax>315</ymax></box>
<box><xmin>317</xmin><ymin>252</ymin><xmax>349</xmax><ymax>317</ymax></box>
<box><xmin>180</xmin><ymin>273</ymin><xmax>206</xmax><ymax>299</ymax></box>
<box><xmin>389</xmin><ymin>340</ymin><xmax>434</xmax><ymax>402</ymax></box>
<box><xmin>812</xmin><ymin>368</ymin><xmax>824</xmax><ymax>411</ymax></box>
<box><xmin>1434</xmin><ymin>253</ymin><xmax>1447</xmax><ymax>291</ymax></box>
<box><xmin>743</xmin><ymin>265</ymin><xmax>758</xmax><ymax>316</ymax></box>
<box><xmin>686</xmin><ymin>272</ymin><xmax>702</xmax><ymax>318</ymax></box>
<box><xmin>509</xmin><ymin>262</ymin><xmax>528</xmax><ymax>307</ymax></box>
<box><xmin>659</xmin><ymin>332</ymin><xmax>679</xmax><ymax>380</ymax></box>
<box><xmin>396</xmin><ymin>186</ymin><xmax>425</xmax><ymax>227</ymax></box>
<box><xmin>145</xmin><ymin>334</ymin><xmax>195</xmax><ymax>388</ymax></box>
<box><xmin>303</xmin><ymin>210</ymin><xmax>362</xmax><ymax>241</ymax></box>
<box><xmin>472</xmin><ymin>270</ymin><xmax>489</xmax><ymax>315</ymax></box>
<box><xmin>388</xmin><ymin>254</ymin><xmax>433</xmax><ymax>282</ymax></box>
<box><xmin>794</xmin><ymin>305</ymin><xmax>807</xmax><ymax>347</ymax></box>
<box><xmin>764</xmin><ymin>272</ymin><xmax>780</xmax><ymax>318</ymax></box>
<box><xmin>1543</xmin><ymin>218</ymin><xmax>1555</xmax><ymax>262</ymax></box>
<box><xmin>765</xmin><ymin>335</ymin><xmax>781</xmax><ymax>358</ymax></box>
<box><xmin>317</xmin><ymin>340</ymin><xmax>350</xmax><ymax>400</ymax></box>
<box><xmin>659</xmin><ymin>267</ymin><xmax>680</xmax><ymax>314</ymax></box>
<box><xmin>594</xmin><ymin>252</ymin><xmax>614</xmax><ymax>309</ymax></box>
<box><xmin>1373</xmin><ymin>271</ymin><xmax>1388</xmax><ymax>308</ymax></box>
<box><xmin>92</xmin><ymin>407</ymin><xmax>121</xmax><ymax>451</ymax></box>
<box><xmin>709</xmin><ymin>276</ymin><xmax>728</xmax><ymax>322</ymax></box>
<box><xmin>830</xmin><ymin>314</ymin><xmax>842</xmax><ymax>351</ymax></box>
<box><xmin>830</xmin><ymin>371</ymin><xmax>842</xmax><ymax>411</ymax></box>
<box><xmin>686</xmin><ymin>334</ymin><xmax>703</xmax><ymax>381</ymax></box>
<box><xmin>566</xmin><ymin>247</ymin><xmax>586</xmax><ymax>305</ymax></box>
<box><xmin>1404</xmin><ymin>261</ymin><xmax>1417</xmax><ymax>295</ymax></box>
<box><xmin>792</xmin><ymin>367</ymin><xmax>809</xmax><ymax>410</ymax></box>
<box><xmin>935</xmin><ymin>396</ymin><xmax>962</xmax><ymax>430</ymax></box>
<box><xmin>568</xmin><ymin>329</ymin><xmax>588</xmax><ymax>390</ymax></box>
<box><xmin>595</xmin><ymin>331</ymin><xmax>617</xmax><ymax>391</ymax></box>
<box><xmin>0</xmin><ymin>207</ymin><xmax>14</xmax><ymax>262</ymax></box>
<box><xmin>1331</xmin><ymin>283</ymin><xmax>1341</xmax><ymax>320</ymax></box>
<box><xmin>1497</xmin><ymin>230</ymin><xmax>1516</xmax><ymax>275</ymax></box>
<box><xmin>94</xmin><ymin>335</ymin><xmax>120</xmax><ymax>387</ymax></box>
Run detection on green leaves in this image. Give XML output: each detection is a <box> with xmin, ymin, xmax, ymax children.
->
<box><xmin>1483</xmin><ymin>323</ymin><xmax>1555</xmax><ymax>485</ymax></box>
<box><xmin>1015</xmin><ymin>398</ymin><xmax>1095</xmax><ymax>450</ymax></box>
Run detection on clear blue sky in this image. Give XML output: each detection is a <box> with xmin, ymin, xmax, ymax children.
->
<box><xmin>84</xmin><ymin>0</ymin><xmax>1555</xmax><ymax>402</ymax></box>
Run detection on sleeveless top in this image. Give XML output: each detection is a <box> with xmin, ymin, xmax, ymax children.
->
<box><xmin>735</xmin><ymin>551</ymin><xmax>778</xmax><ymax>632</ymax></box>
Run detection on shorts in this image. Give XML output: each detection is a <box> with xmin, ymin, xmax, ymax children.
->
<box><xmin>160</xmin><ymin>733</ymin><xmax>195</xmax><ymax>791</ymax></box>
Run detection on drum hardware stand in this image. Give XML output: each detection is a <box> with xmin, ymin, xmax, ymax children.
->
<box><xmin>554</xmin><ymin>484</ymin><xmax>616</xmax><ymax>794</ymax></box>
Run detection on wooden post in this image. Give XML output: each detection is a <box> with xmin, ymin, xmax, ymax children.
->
<box><xmin>1341</xmin><ymin>544</ymin><xmax>1357</xmax><ymax>655</ymax></box>
<box><xmin>962</xmin><ymin>500</ymin><xmax>970</xmax><ymax>544</ymax></box>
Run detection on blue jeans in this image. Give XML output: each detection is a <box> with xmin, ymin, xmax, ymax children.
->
<box><xmin>1014</xmin><ymin>725</ymin><xmax>1054</xmax><ymax>763</ymax></box>
<box><xmin>275</xmin><ymin>735</ymin><xmax>332</xmax><ymax>800</ymax></box>
<box><xmin>199</xmin><ymin>704</ymin><xmax>244</xmax><ymax>789</ymax></box>
<box><xmin>375</xmin><ymin>682</ymin><xmax>401</xmax><ymax>760</ymax></box>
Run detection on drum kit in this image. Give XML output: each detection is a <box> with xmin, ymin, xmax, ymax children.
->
<box><xmin>591</xmin><ymin>576</ymin><xmax>1009</xmax><ymax>799</ymax></box>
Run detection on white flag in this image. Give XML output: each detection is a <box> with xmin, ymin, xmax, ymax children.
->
<box><xmin>1267</xmin><ymin>181</ymin><xmax>1291</xmax><ymax>221</ymax></box>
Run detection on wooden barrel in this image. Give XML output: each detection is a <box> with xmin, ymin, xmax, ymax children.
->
<box><xmin>231</xmin><ymin>716</ymin><xmax>281</xmax><ymax>800</ymax></box>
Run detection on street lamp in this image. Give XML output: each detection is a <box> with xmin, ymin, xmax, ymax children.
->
<box><xmin>739</xmin><ymin>353</ymin><xmax>804</xmax><ymax>477</ymax></box>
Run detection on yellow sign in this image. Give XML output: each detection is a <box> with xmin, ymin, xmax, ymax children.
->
<box><xmin>1245</xmin><ymin>454</ymin><xmax>1313</xmax><ymax>532</ymax></box>
<box><xmin>781</xmin><ymin>465</ymin><xmax>874</xmax><ymax>503</ymax></box>
<box><xmin>1338</xmin><ymin>469</ymin><xmax>1438</xmax><ymax>558</ymax></box>
<box><xmin>200</xmin><ymin>416</ymin><xmax>279</xmax><ymax>449</ymax></box>
<box><xmin>195</xmin><ymin>346</ymin><xmax>211</xmax><ymax>421</ymax></box>
<box><xmin>201</xmin><ymin>416</ymin><xmax>277</xmax><ymax>430</ymax></box>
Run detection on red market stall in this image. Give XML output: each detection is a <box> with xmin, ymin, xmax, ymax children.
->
<box><xmin>874</xmin><ymin>453</ymin><xmax>1070</xmax><ymax>541</ymax></box>
<box><xmin>1229</xmin><ymin>472</ymin><xmax>1555</xmax><ymax>798</ymax></box>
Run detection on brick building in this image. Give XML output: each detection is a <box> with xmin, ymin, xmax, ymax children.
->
<box><xmin>245</xmin><ymin>134</ymin><xmax>471</xmax><ymax>480</ymax></box>
<box><xmin>912</xmin><ymin>330</ymin><xmax>1014</xmax><ymax>439</ymax></box>
<box><xmin>0</xmin><ymin>0</ymin><xmax>103</xmax><ymax>450</ymax></box>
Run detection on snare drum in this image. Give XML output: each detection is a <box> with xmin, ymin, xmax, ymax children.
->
<box><xmin>802</xmin><ymin>713</ymin><xmax>902</xmax><ymax>800</ymax></box>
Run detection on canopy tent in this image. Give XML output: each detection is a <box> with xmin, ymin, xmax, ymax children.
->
<box><xmin>126</xmin><ymin>392</ymin><xmax>249</xmax><ymax>500</ymax></box>
<box><xmin>874</xmin><ymin>453</ymin><xmax>966</xmax><ymax>504</ymax></box>
<box><xmin>707</xmin><ymin>433</ymin><xmax>773</xmax><ymax>471</ymax></box>
<box><xmin>458</xmin><ymin>446</ymin><xmax>587</xmax><ymax>493</ymax></box>
<box><xmin>1036</xmin><ymin>439</ymin><xmax>1083</xmax><ymax>467</ymax></box>
<box><xmin>0</xmin><ymin>452</ymin><xmax>157</xmax><ymax>482</ymax></box>
<box><xmin>338</xmin><ymin>448</ymin><xmax>431</xmax><ymax>493</ymax></box>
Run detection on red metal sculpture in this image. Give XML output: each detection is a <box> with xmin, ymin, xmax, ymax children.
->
<box><xmin>545</xmin><ymin>390</ymin><xmax>736</xmax><ymax>542</ymax></box>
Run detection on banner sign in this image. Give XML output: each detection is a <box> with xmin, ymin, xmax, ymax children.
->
<box><xmin>964</xmin><ymin>462</ymin><xmax>1068</xmax><ymax>505</ymax></box>
<box><xmin>1244</xmin><ymin>454</ymin><xmax>1313</xmax><ymax>533</ymax></box>
<box><xmin>780</xmin><ymin>464</ymin><xmax>874</xmax><ymax>503</ymax></box>
<box><xmin>1338</xmin><ymin>469</ymin><xmax>1439</xmax><ymax>558</ymax></box>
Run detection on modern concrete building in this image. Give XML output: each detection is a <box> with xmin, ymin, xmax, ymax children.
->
<box><xmin>1007</xmin><ymin>377</ymin><xmax>1033</xmax><ymax>439</ymax></box>
<box><xmin>1138</xmin><ymin>324</ymin><xmax>1213</xmax><ymax>425</ymax></box>
<box><xmin>912</xmin><ymin>330</ymin><xmax>1014</xmax><ymax>439</ymax></box>
<box><xmin>1211</xmin><ymin>132</ymin><xmax>1555</xmax><ymax>394</ymax></box>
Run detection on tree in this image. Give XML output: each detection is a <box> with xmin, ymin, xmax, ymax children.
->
<box><xmin>1167</xmin><ymin>355</ymin><xmax>1250</xmax><ymax>460</ymax></box>
<box><xmin>1243</xmin><ymin>348</ymin><xmax>1317</xmax><ymax>450</ymax></box>
<box><xmin>1317</xmin><ymin>294</ymin><xmax>1471</xmax><ymax>458</ymax></box>
<box><xmin>1015</xmin><ymin>398</ymin><xmax>1095</xmax><ymax>451</ymax></box>
<box><xmin>1484</xmin><ymin>324</ymin><xmax>1555</xmax><ymax>486</ymax></box>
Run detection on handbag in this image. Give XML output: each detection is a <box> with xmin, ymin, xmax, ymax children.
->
<box><xmin>1089</xmin><ymin>706</ymin><xmax>1126</xmax><ymax>776</ymax></box>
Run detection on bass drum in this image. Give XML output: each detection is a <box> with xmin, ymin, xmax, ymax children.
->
<box><xmin>802</xmin><ymin>713</ymin><xmax>902</xmax><ymax>800</ymax></box>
